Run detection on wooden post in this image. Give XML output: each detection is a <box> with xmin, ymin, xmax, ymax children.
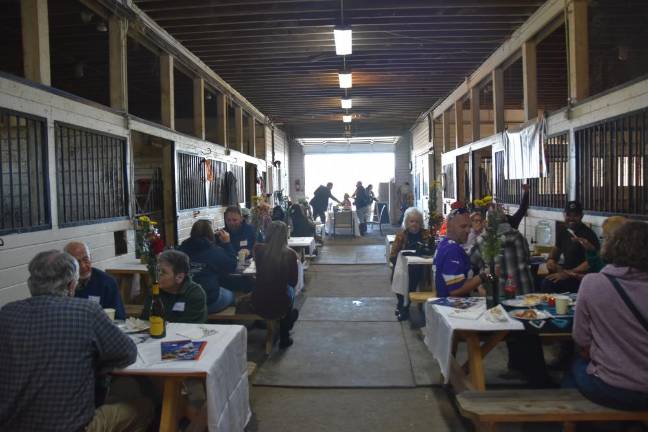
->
<box><xmin>470</xmin><ymin>87</ymin><xmax>480</xmax><ymax>142</ymax></box>
<box><xmin>162</xmin><ymin>142</ymin><xmax>176</xmax><ymax>246</ymax></box>
<box><xmin>248</xmin><ymin>116</ymin><xmax>256</xmax><ymax>157</ymax></box>
<box><xmin>160</xmin><ymin>54</ymin><xmax>174</xmax><ymax>129</ymax></box>
<box><xmin>21</xmin><ymin>0</ymin><xmax>50</xmax><ymax>85</ymax></box>
<box><xmin>523</xmin><ymin>40</ymin><xmax>538</xmax><ymax>121</ymax></box>
<box><xmin>492</xmin><ymin>68</ymin><xmax>505</xmax><ymax>133</ymax></box>
<box><xmin>454</xmin><ymin>100</ymin><xmax>464</xmax><ymax>148</ymax></box>
<box><xmin>109</xmin><ymin>16</ymin><xmax>128</xmax><ymax>111</ymax></box>
<box><xmin>235</xmin><ymin>106</ymin><xmax>244</xmax><ymax>152</ymax></box>
<box><xmin>216</xmin><ymin>94</ymin><xmax>227</xmax><ymax>146</ymax></box>
<box><xmin>193</xmin><ymin>77</ymin><xmax>205</xmax><ymax>140</ymax></box>
<box><xmin>442</xmin><ymin>110</ymin><xmax>451</xmax><ymax>153</ymax></box>
<box><xmin>567</xmin><ymin>0</ymin><xmax>589</xmax><ymax>102</ymax></box>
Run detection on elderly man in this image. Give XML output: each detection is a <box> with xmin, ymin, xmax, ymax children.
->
<box><xmin>64</xmin><ymin>241</ymin><xmax>126</xmax><ymax>320</ymax></box>
<box><xmin>433</xmin><ymin>206</ymin><xmax>488</xmax><ymax>297</ymax></box>
<box><xmin>220</xmin><ymin>206</ymin><xmax>257</xmax><ymax>255</ymax></box>
<box><xmin>0</xmin><ymin>250</ymin><xmax>152</xmax><ymax>432</ymax></box>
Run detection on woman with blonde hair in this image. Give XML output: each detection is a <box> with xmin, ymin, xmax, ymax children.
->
<box><xmin>252</xmin><ymin>221</ymin><xmax>300</xmax><ymax>348</ymax></box>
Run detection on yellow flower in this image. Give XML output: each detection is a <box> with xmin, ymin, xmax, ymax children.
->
<box><xmin>483</xmin><ymin>195</ymin><xmax>493</xmax><ymax>203</ymax></box>
<box><xmin>150</xmin><ymin>221</ymin><xmax>158</xmax><ymax>225</ymax></box>
<box><xmin>138</xmin><ymin>216</ymin><xmax>150</xmax><ymax>223</ymax></box>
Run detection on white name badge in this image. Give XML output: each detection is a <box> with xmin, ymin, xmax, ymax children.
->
<box><xmin>172</xmin><ymin>302</ymin><xmax>186</xmax><ymax>312</ymax></box>
<box><xmin>239</xmin><ymin>240</ymin><xmax>248</xmax><ymax>247</ymax></box>
<box><xmin>88</xmin><ymin>296</ymin><xmax>101</xmax><ymax>304</ymax></box>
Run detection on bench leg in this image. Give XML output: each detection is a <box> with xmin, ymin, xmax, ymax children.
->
<box><xmin>563</xmin><ymin>422</ymin><xmax>576</xmax><ymax>432</ymax></box>
<box><xmin>477</xmin><ymin>422</ymin><xmax>497</xmax><ymax>432</ymax></box>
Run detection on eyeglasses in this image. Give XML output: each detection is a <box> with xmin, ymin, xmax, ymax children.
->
<box><xmin>448</xmin><ymin>207</ymin><xmax>469</xmax><ymax>218</ymax></box>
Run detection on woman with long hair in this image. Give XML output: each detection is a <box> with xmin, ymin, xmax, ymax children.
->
<box><xmin>289</xmin><ymin>203</ymin><xmax>316</xmax><ymax>238</ymax></box>
<box><xmin>252</xmin><ymin>221</ymin><xmax>300</xmax><ymax>348</ymax></box>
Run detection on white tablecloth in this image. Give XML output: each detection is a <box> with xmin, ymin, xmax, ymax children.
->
<box><xmin>390</xmin><ymin>251</ymin><xmax>434</xmax><ymax>304</ymax></box>
<box><xmin>325</xmin><ymin>211</ymin><xmax>361</xmax><ymax>237</ymax></box>
<box><xmin>423</xmin><ymin>299</ymin><xmax>524</xmax><ymax>384</ymax></box>
<box><xmin>122</xmin><ymin>323</ymin><xmax>250</xmax><ymax>432</ymax></box>
<box><xmin>288</xmin><ymin>237</ymin><xmax>316</xmax><ymax>255</ymax></box>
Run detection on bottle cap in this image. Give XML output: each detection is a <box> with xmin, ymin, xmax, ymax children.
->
<box><xmin>152</xmin><ymin>283</ymin><xmax>160</xmax><ymax>295</ymax></box>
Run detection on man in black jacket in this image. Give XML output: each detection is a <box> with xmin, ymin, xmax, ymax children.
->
<box><xmin>309</xmin><ymin>182</ymin><xmax>341</xmax><ymax>224</ymax></box>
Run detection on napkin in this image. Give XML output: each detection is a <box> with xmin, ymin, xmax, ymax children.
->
<box><xmin>448</xmin><ymin>306</ymin><xmax>485</xmax><ymax>320</ymax></box>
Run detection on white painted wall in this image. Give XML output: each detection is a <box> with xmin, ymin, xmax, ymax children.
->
<box><xmin>288</xmin><ymin>139</ymin><xmax>305</xmax><ymax>200</ymax></box>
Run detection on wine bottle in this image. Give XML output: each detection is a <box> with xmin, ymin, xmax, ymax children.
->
<box><xmin>149</xmin><ymin>283</ymin><xmax>166</xmax><ymax>339</ymax></box>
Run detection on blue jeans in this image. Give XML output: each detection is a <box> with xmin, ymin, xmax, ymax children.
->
<box><xmin>207</xmin><ymin>287</ymin><xmax>235</xmax><ymax>314</ymax></box>
<box><xmin>566</xmin><ymin>357</ymin><xmax>648</xmax><ymax>411</ymax></box>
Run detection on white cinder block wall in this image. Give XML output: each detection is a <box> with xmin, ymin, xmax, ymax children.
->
<box><xmin>288</xmin><ymin>140</ymin><xmax>306</xmax><ymax>200</ymax></box>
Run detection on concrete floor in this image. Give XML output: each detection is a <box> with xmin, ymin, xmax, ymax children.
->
<box><xmin>247</xmin><ymin>232</ymin><xmax>565</xmax><ymax>432</ymax></box>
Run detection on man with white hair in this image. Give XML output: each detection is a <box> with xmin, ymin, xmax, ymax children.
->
<box><xmin>0</xmin><ymin>250</ymin><xmax>152</xmax><ymax>432</ymax></box>
<box><xmin>65</xmin><ymin>241</ymin><xmax>126</xmax><ymax>320</ymax></box>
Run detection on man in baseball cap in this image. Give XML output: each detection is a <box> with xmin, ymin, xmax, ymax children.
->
<box><xmin>542</xmin><ymin>200</ymin><xmax>600</xmax><ymax>293</ymax></box>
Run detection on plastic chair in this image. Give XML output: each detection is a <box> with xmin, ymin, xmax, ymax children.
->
<box><xmin>333</xmin><ymin>209</ymin><xmax>355</xmax><ymax>238</ymax></box>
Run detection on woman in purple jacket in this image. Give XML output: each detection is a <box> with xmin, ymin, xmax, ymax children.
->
<box><xmin>572</xmin><ymin>221</ymin><xmax>648</xmax><ymax>410</ymax></box>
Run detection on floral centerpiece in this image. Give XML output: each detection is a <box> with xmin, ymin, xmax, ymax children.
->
<box><xmin>250</xmin><ymin>195</ymin><xmax>272</xmax><ymax>240</ymax></box>
<box><xmin>134</xmin><ymin>215</ymin><xmax>165</xmax><ymax>281</ymax></box>
<box><xmin>428</xmin><ymin>180</ymin><xmax>444</xmax><ymax>235</ymax></box>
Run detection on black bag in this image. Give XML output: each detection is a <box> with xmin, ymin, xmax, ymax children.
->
<box><xmin>271</xmin><ymin>205</ymin><xmax>285</xmax><ymax>221</ymax></box>
<box><xmin>604</xmin><ymin>274</ymin><xmax>648</xmax><ymax>333</ymax></box>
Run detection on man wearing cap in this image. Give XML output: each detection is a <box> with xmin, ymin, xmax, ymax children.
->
<box><xmin>542</xmin><ymin>201</ymin><xmax>600</xmax><ymax>293</ymax></box>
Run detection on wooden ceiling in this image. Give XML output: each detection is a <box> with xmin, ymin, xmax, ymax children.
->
<box><xmin>133</xmin><ymin>0</ymin><xmax>546</xmax><ymax>137</ymax></box>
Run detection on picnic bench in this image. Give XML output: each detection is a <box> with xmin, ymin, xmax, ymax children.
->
<box><xmin>208</xmin><ymin>307</ymin><xmax>278</xmax><ymax>354</ymax></box>
<box><xmin>409</xmin><ymin>291</ymin><xmax>436</xmax><ymax>304</ymax></box>
<box><xmin>457</xmin><ymin>389</ymin><xmax>648</xmax><ymax>431</ymax></box>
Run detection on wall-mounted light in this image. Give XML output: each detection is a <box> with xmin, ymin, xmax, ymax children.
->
<box><xmin>343</xmin><ymin>115</ymin><xmax>352</xmax><ymax>123</ymax></box>
<box><xmin>74</xmin><ymin>62</ymin><xmax>85</xmax><ymax>78</ymax></box>
<box><xmin>96</xmin><ymin>21</ymin><xmax>107</xmax><ymax>32</ymax></box>
<box><xmin>334</xmin><ymin>27</ymin><xmax>352</xmax><ymax>55</ymax></box>
<box><xmin>338</xmin><ymin>72</ymin><xmax>352</xmax><ymax>89</ymax></box>
<box><xmin>341</xmin><ymin>98</ymin><xmax>352</xmax><ymax>109</ymax></box>
<box><xmin>80</xmin><ymin>11</ymin><xmax>94</xmax><ymax>24</ymax></box>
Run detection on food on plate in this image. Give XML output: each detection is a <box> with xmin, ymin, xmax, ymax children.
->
<box><xmin>514</xmin><ymin>309</ymin><xmax>538</xmax><ymax>319</ymax></box>
<box><xmin>523</xmin><ymin>294</ymin><xmax>549</xmax><ymax>305</ymax></box>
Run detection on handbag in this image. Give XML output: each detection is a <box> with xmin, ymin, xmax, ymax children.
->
<box><xmin>603</xmin><ymin>274</ymin><xmax>648</xmax><ymax>333</ymax></box>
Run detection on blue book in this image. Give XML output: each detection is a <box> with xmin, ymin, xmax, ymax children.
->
<box><xmin>160</xmin><ymin>340</ymin><xmax>207</xmax><ymax>361</ymax></box>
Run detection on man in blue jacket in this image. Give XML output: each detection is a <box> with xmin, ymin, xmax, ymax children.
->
<box><xmin>221</xmin><ymin>206</ymin><xmax>257</xmax><ymax>254</ymax></box>
<box><xmin>64</xmin><ymin>241</ymin><xmax>126</xmax><ymax>320</ymax></box>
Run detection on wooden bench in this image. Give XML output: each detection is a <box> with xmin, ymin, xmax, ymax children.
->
<box><xmin>208</xmin><ymin>307</ymin><xmax>279</xmax><ymax>355</ymax></box>
<box><xmin>409</xmin><ymin>291</ymin><xmax>436</xmax><ymax>304</ymax></box>
<box><xmin>457</xmin><ymin>389</ymin><xmax>648</xmax><ymax>432</ymax></box>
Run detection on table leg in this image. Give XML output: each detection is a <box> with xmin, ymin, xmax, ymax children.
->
<box><xmin>159</xmin><ymin>377</ymin><xmax>183</xmax><ymax>432</ymax></box>
<box><xmin>464</xmin><ymin>333</ymin><xmax>486</xmax><ymax>391</ymax></box>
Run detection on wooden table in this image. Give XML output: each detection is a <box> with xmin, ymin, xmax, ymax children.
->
<box><xmin>114</xmin><ymin>323</ymin><xmax>250</xmax><ymax>432</ymax></box>
<box><xmin>288</xmin><ymin>237</ymin><xmax>316</xmax><ymax>262</ymax></box>
<box><xmin>423</xmin><ymin>299</ymin><xmax>525</xmax><ymax>392</ymax></box>
<box><xmin>104</xmin><ymin>259</ymin><xmax>150</xmax><ymax>314</ymax></box>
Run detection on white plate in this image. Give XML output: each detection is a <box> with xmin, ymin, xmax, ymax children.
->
<box><xmin>501</xmin><ymin>298</ymin><xmax>541</xmax><ymax>308</ymax></box>
<box><xmin>509</xmin><ymin>309</ymin><xmax>553</xmax><ymax>321</ymax></box>
<box><xmin>116</xmin><ymin>318</ymin><xmax>150</xmax><ymax>334</ymax></box>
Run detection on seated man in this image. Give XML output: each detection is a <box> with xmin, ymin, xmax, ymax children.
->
<box><xmin>219</xmin><ymin>206</ymin><xmax>257</xmax><ymax>255</ymax></box>
<box><xmin>433</xmin><ymin>207</ymin><xmax>487</xmax><ymax>297</ymax></box>
<box><xmin>65</xmin><ymin>241</ymin><xmax>126</xmax><ymax>320</ymax></box>
<box><xmin>0</xmin><ymin>250</ymin><xmax>152</xmax><ymax>432</ymax></box>
<box><xmin>542</xmin><ymin>201</ymin><xmax>600</xmax><ymax>293</ymax></box>
<box><xmin>141</xmin><ymin>249</ymin><xmax>208</xmax><ymax>323</ymax></box>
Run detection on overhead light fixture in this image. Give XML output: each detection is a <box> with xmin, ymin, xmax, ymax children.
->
<box><xmin>334</xmin><ymin>27</ymin><xmax>352</xmax><ymax>55</ymax></box>
<box><xmin>343</xmin><ymin>115</ymin><xmax>352</xmax><ymax>123</ymax></box>
<box><xmin>338</xmin><ymin>72</ymin><xmax>352</xmax><ymax>89</ymax></box>
<box><xmin>80</xmin><ymin>11</ymin><xmax>94</xmax><ymax>24</ymax></box>
<box><xmin>341</xmin><ymin>98</ymin><xmax>352</xmax><ymax>109</ymax></box>
<box><xmin>96</xmin><ymin>21</ymin><xmax>107</xmax><ymax>32</ymax></box>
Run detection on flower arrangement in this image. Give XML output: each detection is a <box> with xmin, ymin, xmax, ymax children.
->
<box><xmin>472</xmin><ymin>195</ymin><xmax>493</xmax><ymax>210</ymax></box>
<box><xmin>480</xmin><ymin>203</ymin><xmax>503</xmax><ymax>307</ymax></box>
<box><xmin>428</xmin><ymin>180</ymin><xmax>444</xmax><ymax>234</ymax></box>
<box><xmin>134</xmin><ymin>215</ymin><xmax>165</xmax><ymax>281</ymax></box>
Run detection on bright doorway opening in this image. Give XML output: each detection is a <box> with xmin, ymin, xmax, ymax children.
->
<box><xmin>304</xmin><ymin>153</ymin><xmax>395</xmax><ymax>201</ymax></box>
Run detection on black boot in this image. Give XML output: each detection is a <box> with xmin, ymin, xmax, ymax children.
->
<box><xmin>279</xmin><ymin>312</ymin><xmax>294</xmax><ymax>349</ymax></box>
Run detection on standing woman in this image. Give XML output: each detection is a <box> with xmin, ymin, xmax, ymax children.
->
<box><xmin>389</xmin><ymin>207</ymin><xmax>433</xmax><ymax>321</ymax></box>
<box><xmin>252</xmin><ymin>221</ymin><xmax>300</xmax><ymax>349</ymax></box>
<box><xmin>353</xmin><ymin>181</ymin><xmax>371</xmax><ymax>236</ymax></box>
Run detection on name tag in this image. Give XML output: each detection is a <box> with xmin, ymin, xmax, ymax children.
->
<box><xmin>239</xmin><ymin>240</ymin><xmax>248</xmax><ymax>247</ymax></box>
<box><xmin>172</xmin><ymin>302</ymin><xmax>186</xmax><ymax>312</ymax></box>
<box><xmin>88</xmin><ymin>296</ymin><xmax>101</xmax><ymax>304</ymax></box>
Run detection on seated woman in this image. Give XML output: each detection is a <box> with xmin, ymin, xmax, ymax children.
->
<box><xmin>571</xmin><ymin>221</ymin><xmax>648</xmax><ymax>410</ymax></box>
<box><xmin>141</xmin><ymin>249</ymin><xmax>207</xmax><ymax>323</ymax></box>
<box><xmin>342</xmin><ymin>193</ymin><xmax>352</xmax><ymax>208</ymax></box>
<box><xmin>464</xmin><ymin>210</ymin><xmax>484</xmax><ymax>254</ymax></box>
<box><xmin>179</xmin><ymin>220</ymin><xmax>237</xmax><ymax>313</ymax></box>
<box><xmin>389</xmin><ymin>207</ymin><xmax>433</xmax><ymax>321</ymax></box>
<box><xmin>289</xmin><ymin>203</ymin><xmax>316</xmax><ymax>237</ymax></box>
<box><xmin>252</xmin><ymin>221</ymin><xmax>300</xmax><ymax>349</ymax></box>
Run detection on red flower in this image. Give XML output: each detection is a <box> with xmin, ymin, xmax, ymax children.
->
<box><xmin>150</xmin><ymin>237</ymin><xmax>165</xmax><ymax>255</ymax></box>
<box><xmin>450</xmin><ymin>200</ymin><xmax>465</xmax><ymax>210</ymax></box>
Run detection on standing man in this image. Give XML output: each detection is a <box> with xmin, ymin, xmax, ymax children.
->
<box><xmin>0</xmin><ymin>250</ymin><xmax>152</xmax><ymax>432</ymax></box>
<box><xmin>309</xmin><ymin>182</ymin><xmax>341</xmax><ymax>224</ymax></box>
<box><xmin>542</xmin><ymin>201</ymin><xmax>600</xmax><ymax>293</ymax></box>
<box><xmin>64</xmin><ymin>241</ymin><xmax>126</xmax><ymax>320</ymax></box>
<box><xmin>353</xmin><ymin>181</ymin><xmax>371</xmax><ymax>235</ymax></box>
<box><xmin>433</xmin><ymin>207</ymin><xmax>488</xmax><ymax>297</ymax></box>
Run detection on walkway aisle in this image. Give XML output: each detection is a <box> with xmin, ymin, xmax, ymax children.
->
<box><xmin>246</xmin><ymin>233</ymin><xmax>468</xmax><ymax>432</ymax></box>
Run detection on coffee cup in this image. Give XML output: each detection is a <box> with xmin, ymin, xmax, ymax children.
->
<box><xmin>104</xmin><ymin>308</ymin><xmax>116</xmax><ymax>321</ymax></box>
<box><xmin>555</xmin><ymin>296</ymin><xmax>570</xmax><ymax>315</ymax></box>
